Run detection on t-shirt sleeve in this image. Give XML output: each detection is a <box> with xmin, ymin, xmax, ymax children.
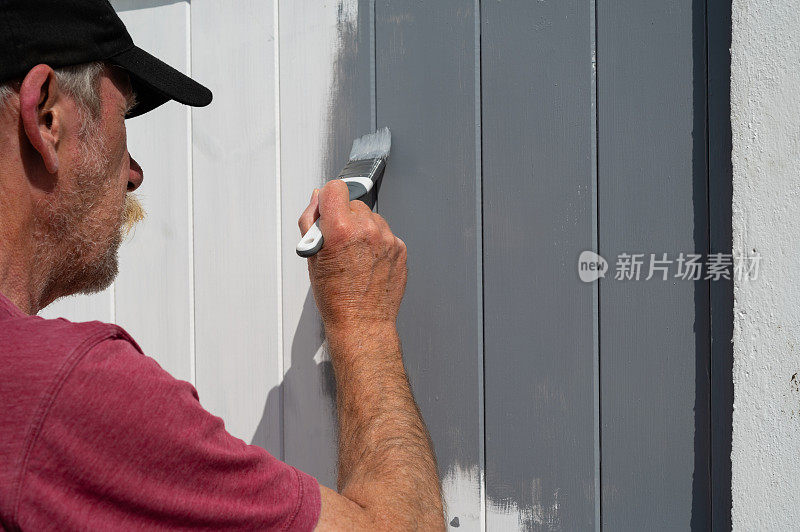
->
<box><xmin>18</xmin><ymin>337</ymin><xmax>321</xmax><ymax>531</ymax></box>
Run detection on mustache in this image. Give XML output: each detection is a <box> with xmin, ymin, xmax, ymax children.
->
<box><xmin>122</xmin><ymin>193</ymin><xmax>146</xmax><ymax>236</ymax></box>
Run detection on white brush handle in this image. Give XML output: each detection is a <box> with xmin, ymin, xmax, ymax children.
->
<box><xmin>296</xmin><ymin>221</ymin><xmax>324</xmax><ymax>257</ymax></box>
<box><xmin>295</xmin><ymin>177</ymin><xmax>375</xmax><ymax>257</ymax></box>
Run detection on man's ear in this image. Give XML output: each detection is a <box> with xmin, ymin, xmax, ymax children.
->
<box><xmin>19</xmin><ymin>65</ymin><xmax>61</xmax><ymax>174</ymax></box>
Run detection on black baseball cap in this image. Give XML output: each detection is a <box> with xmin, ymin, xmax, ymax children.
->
<box><xmin>0</xmin><ymin>0</ymin><xmax>212</xmax><ymax>118</ymax></box>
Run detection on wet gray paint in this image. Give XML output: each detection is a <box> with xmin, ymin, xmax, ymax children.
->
<box><xmin>481</xmin><ymin>1</ymin><xmax>597</xmax><ymax>529</ymax></box>
<box><xmin>375</xmin><ymin>0</ymin><xmax>483</xmax><ymax>506</ymax></box>
<box><xmin>597</xmin><ymin>0</ymin><xmax>711</xmax><ymax>528</ymax></box>
<box><xmin>261</xmin><ymin>0</ymin><xmax>725</xmax><ymax>528</ymax></box>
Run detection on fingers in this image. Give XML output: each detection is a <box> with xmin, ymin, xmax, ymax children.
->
<box><xmin>298</xmin><ymin>189</ymin><xmax>320</xmax><ymax>235</ymax></box>
<box><xmin>371</xmin><ymin>211</ymin><xmax>391</xmax><ymax>234</ymax></box>
<box><xmin>303</xmin><ymin>181</ymin><xmax>405</xmax><ymax>255</ymax></box>
<box><xmin>394</xmin><ymin>236</ymin><xmax>407</xmax><ymax>260</ymax></box>
<box><xmin>348</xmin><ymin>199</ymin><xmax>373</xmax><ymax>215</ymax></box>
<box><xmin>318</xmin><ymin>180</ymin><xmax>351</xmax><ymax>220</ymax></box>
<box><xmin>375</xmin><ymin>216</ymin><xmax>406</xmax><ymax>259</ymax></box>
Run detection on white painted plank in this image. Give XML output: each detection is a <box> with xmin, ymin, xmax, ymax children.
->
<box><xmin>111</xmin><ymin>0</ymin><xmax>193</xmax><ymax>383</ymax></box>
<box><xmin>39</xmin><ymin>0</ymin><xmax>190</xmax><ymax>328</ymax></box>
<box><xmin>278</xmin><ymin>0</ymin><xmax>372</xmax><ymax>488</ymax></box>
<box><xmin>190</xmin><ymin>0</ymin><xmax>283</xmax><ymax>455</ymax></box>
<box><xmin>39</xmin><ymin>289</ymin><xmax>113</xmax><ymax>323</ymax></box>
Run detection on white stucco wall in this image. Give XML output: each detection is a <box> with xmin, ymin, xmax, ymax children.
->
<box><xmin>731</xmin><ymin>0</ymin><xmax>800</xmax><ymax>528</ymax></box>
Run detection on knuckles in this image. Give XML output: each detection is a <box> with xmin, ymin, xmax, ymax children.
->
<box><xmin>331</xmin><ymin>218</ymin><xmax>351</xmax><ymax>236</ymax></box>
<box><xmin>317</xmin><ymin>209</ymin><xmax>407</xmax><ymax>261</ymax></box>
<box><xmin>382</xmin><ymin>231</ymin><xmax>396</xmax><ymax>248</ymax></box>
<box><xmin>395</xmin><ymin>240</ymin><xmax>407</xmax><ymax>259</ymax></box>
<box><xmin>349</xmin><ymin>199</ymin><xmax>371</xmax><ymax>213</ymax></box>
<box><xmin>365</xmin><ymin>223</ymin><xmax>385</xmax><ymax>245</ymax></box>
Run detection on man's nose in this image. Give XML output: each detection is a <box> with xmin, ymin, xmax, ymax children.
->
<box><xmin>128</xmin><ymin>155</ymin><xmax>144</xmax><ymax>191</ymax></box>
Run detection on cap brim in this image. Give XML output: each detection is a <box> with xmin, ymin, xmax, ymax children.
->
<box><xmin>109</xmin><ymin>46</ymin><xmax>212</xmax><ymax>118</ymax></box>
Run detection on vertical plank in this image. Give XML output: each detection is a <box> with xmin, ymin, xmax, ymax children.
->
<box><xmin>597</xmin><ymin>0</ymin><xmax>711</xmax><ymax>528</ymax></box>
<box><xmin>375</xmin><ymin>2</ymin><xmax>482</xmax><ymax>528</ymax></box>
<box><xmin>279</xmin><ymin>0</ymin><xmax>372</xmax><ymax>486</ymax></box>
<box><xmin>481</xmin><ymin>1</ymin><xmax>597</xmax><ymax>529</ymax></box>
<box><xmin>191</xmin><ymin>0</ymin><xmax>283</xmax><ymax>454</ymax></box>
<box><xmin>111</xmin><ymin>0</ymin><xmax>193</xmax><ymax>382</ymax></box>
<box><xmin>39</xmin><ymin>0</ymin><xmax>185</xmax><ymax>335</ymax></box>
<box><xmin>39</xmin><ymin>290</ymin><xmax>113</xmax><ymax>323</ymax></box>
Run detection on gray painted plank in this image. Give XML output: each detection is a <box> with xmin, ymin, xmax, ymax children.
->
<box><xmin>481</xmin><ymin>1</ymin><xmax>597</xmax><ymax>529</ymax></box>
<box><xmin>375</xmin><ymin>1</ymin><xmax>482</xmax><ymax>528</ymax></box>
<box><xmin>597</xmin><ymin>0</ymin><xmax>711</xmax><ymax>529</ymax></box>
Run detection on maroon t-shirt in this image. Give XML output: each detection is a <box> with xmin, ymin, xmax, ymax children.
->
<box><xmin>0</xmin><ymin>291</ymin><xmax>320</xmax><ymax>530</ymax></box>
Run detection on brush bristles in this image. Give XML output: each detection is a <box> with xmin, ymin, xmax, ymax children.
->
<box><xmin>349</xmin><ymin>127</ymin><xmax>391</xmax><ymax>161</ymax></box>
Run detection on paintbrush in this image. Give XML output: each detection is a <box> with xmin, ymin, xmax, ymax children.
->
<box><xmin>296</xmin><ymin>127</ymin><xmax>392</xmax><ymax>257</ymax></box>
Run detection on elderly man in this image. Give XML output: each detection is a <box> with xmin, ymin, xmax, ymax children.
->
<box><xmin>0</xmin><ymin>1</ymin><xmax>443</xmax><ymax>530</ymax></box>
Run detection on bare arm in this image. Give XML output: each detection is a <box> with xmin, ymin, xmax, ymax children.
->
<box><xmin>298</xmin><ymin>181</ymin><xmax>444</xmax><ymax>531</ymax></box>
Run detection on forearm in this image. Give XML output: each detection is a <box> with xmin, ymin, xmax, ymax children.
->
<box><xmin>298</xmin><ymin>181</ymin><xmax>440</xmax><ymax>529</ymax></box>
<box><xmin>326</xmin><ymin>324</ymin><xmax>444</xmax><ymax>530</ymax></box>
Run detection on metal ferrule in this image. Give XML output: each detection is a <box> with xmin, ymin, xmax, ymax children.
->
<box><xmin>338</xmin><ymin>158</ymin><xmax>386</xmax><ymax>182</ymax></box>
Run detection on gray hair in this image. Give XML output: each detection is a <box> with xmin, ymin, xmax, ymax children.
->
<box><xmin>0</xmin><ymin>62</ymin><xmax>104</xmax><ymax>119</ymax></box>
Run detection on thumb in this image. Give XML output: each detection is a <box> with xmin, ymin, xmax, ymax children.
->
<box><xmin>318</xmin><ymin>180</ymin><xmax>351</xmax><ymax>221</ymax></box>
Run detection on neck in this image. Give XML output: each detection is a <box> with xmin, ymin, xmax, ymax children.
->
<box><xmin>0</xmin><ymin>217</ymin><xmax>49</xmax><ymax>315</ymax></box>
<box><xmin>0</xmin><ymin>182</ymin><xmax>68</xmax><ymax>315</ymax></box>
<box><xmin>0</xmin><ymin>119</ymin><xmax>68</xmax><ymax>315</ymax></box>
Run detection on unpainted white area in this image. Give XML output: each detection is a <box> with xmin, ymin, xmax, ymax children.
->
<box><xmin>190</xmin><ymin>0</ymin><xmax>283</xmax><ymax>453</ymax></box>
<box><xmin>731</xmin><ymin>0</ymin><xmax>800</xmax><ymax>528</ymax></box>
<box><xmin>116</xmin><ymin>1</ymin><xmax>193</xmax><ymax>383</ymax></box>
<box><xmin>440</xmin><ymin>465</ymin><xmax>482</xmax><ymax>531</ymax></box>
